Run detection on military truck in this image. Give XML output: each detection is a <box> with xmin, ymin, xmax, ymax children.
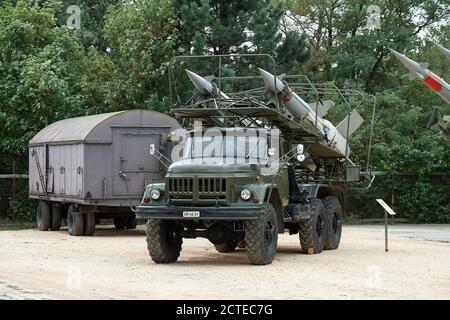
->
<box><xmin>136</xmin><ymin>55</ymin><xmax>375</xmax><ymax>265</ymax></box>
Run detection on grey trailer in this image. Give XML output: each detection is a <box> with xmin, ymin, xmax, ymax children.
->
<box><xmin>29</xmin><ymin>109</ymin><xmax>181</xmax><ymax>236</ymax></box>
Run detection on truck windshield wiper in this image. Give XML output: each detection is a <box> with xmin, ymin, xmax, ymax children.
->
<box><xmin>246</xmin><ymin>140</ymin><xmax>260</xmax><ymax>159</ymax></box>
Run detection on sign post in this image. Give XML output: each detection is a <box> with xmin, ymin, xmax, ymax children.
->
<box><xmin>376</xmin><ymin>199</ymin><xmax>397</xmax><ymax>252</ymax></box>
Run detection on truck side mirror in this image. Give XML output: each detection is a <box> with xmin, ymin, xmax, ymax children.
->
<box><xmin>149</xmin><ymin>144</ymin><xmax>156</xmax><ymax>156</ymax></box>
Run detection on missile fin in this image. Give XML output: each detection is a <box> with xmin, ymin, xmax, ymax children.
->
<box><xmin>336</xmin><ymin>110</ymin><xmax>364</xmax><ymax>138</ymax></box>
<box><xmin>308</xmin><ymin>100</ymin><xmax>335</xmax><ymax>117</ymax></box>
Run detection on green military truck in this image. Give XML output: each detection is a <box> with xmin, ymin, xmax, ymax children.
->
<box><xmin>136</xmin><ymin>55</ymin><xmax>375</xmax><ymax>265</ymax></box>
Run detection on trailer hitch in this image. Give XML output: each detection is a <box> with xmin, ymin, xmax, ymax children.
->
<box><xmin>119</xmin><ymin>171</ymin><xmax>137</xmax><ymax>213</ymax></box>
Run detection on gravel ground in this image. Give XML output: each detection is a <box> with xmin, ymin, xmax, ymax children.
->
<box><xmin>0</xmin><ymin>224</ymin><xmax>449</xmax><ymax>300</ymax></box>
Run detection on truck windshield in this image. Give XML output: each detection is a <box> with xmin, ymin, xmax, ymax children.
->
<box><xmin>183</xmin><ymin>131</ymin><xmax>269</xmax><ymax>162</ymax></box>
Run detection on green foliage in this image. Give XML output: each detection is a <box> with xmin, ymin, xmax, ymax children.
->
<box><xmin>103</xmin><ymin>0</ymin><xmax>177</xmax><ymax>111</ymax></box>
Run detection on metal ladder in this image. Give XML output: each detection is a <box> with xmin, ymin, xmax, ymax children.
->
<box><xmin>31</xmin><ymin>149</ymin><xmax>48</xmax><ymax>197</ymax></box>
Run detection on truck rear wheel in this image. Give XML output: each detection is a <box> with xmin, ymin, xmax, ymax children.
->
<box><xmin>36</xmin><ymin>201</ymin><xmax>51</xmax><ymax>231</ymax></box>
<box><xmin>323</xmin><ymin>196</ymin><xmax>342</xmax><ymax>250</ymax></box>
<box><xmin>214</xmin><ymin>241</ymin><xmax>237</xmax><ymax>253</ymax></box>
<box><xmin>298</xmin><ymin>198</ymin><xmax>326</xmax><ymax>254</ymax></box>
<box><xmin>50</xmin><ymin>204</ymin><xmax>62</xmax><ymax>231</ymax></box>
<box><xmin>245</xmin><ymin>203</ymin><xmax>278</xmax><ymax>265</ymax></box>
<box><xmin>84</xmin><ymin>212</ymin><xmax>96</xmax><ymax>236</ymax></box>
<box><xmin>146</xmin><ymin>219</ymin><xmax>183</xmax><ymax>263</ymax></box>
<box><xmin>126</xmin><ymin>216</ymin><xmax>137</xmax><ymax>229</ymax></box>
<box><xmin>67</xmin><ymin>205</ymin><xmax>84</xmax><ymax>236</ymax></box>
<box><xmin>114</xmin><ymin>216</ymin><xmax>127</xmax><ymax>229</ymax></box>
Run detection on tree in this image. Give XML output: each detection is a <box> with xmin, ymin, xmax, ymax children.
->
<box><xmin>103</xmin><ymin>0</ymin><xmax>178</xmax><ymax>111</ymax></box>
<box><xmin>0</xmin><ymin>0</ymin><xmax>94</xmax><ymax>167</ymax></box>
<box><xmin>174</xmin><ymin>0</ymin><xmax>311</xmax><ymax>73</ymax></box>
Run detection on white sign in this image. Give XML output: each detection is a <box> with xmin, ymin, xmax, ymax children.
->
<box><xmin>376</xmin><ymin>199</ymin><xmax>397</xmax><ymax>216</ymax></box>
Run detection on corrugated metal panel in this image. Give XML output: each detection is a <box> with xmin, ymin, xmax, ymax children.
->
<box><xmin>29</xmin><ymin>111</ymin><xmax>124</xmax><ymax>144</ymax></box>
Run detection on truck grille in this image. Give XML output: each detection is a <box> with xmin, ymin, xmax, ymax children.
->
<box><xmin>168</xmin><ymin>177</ymin><xmax>228</xmax><ymax>203</ymax></box>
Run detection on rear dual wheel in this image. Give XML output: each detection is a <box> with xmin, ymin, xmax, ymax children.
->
<box><xmin>36</xmin><ymin>201</ymin><xmax>62</xmax><ymax>231</ymax></box>
<box><xmin>298</xmin><ymin>198</ymin><xmax>326</xmax><ymax>254</ymax></box>
<box><xmin>67</xmin><ymin>205</ymin><xmax>96</xmax><ymax>236</ymax></box>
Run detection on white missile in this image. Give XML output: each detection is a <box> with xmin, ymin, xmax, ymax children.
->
<box><xmin>390</xmin><ymin>49</ymin><xmax>450</xmax><ymax>104</ymax></box>
<box><xmin>435</xmin><ymin>43</ymin><xmax>450</xmax><ymax>60</ymax></box>
<box><xmin>185</xmin><ymin>69</ymin><xmax>230</xmax><ymax>100</ymax></box>
<box><xmin>258</xmin><ymin>67</ymin><xmax>364</xmax><ymax>158</ymax></box>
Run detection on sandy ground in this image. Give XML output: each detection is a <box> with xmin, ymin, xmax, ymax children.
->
<box><xmin>0</xmin><ymin>224</ymin><xmax>449</xmax><ymax>300</ymax></box>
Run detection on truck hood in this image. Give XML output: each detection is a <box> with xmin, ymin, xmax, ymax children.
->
<box><xmin>168</xmin><ymin>158</ymin><xmax>261</xmax><ymax>174</ymax></box>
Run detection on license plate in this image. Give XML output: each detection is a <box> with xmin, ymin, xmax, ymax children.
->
<box><xmin>183</xmin><ymin>211</ymin><xmax>200</xmax><ymax>218</ymax></box>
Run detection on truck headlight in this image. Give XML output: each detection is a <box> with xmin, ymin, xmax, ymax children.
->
<box><xmin>240</xmin><ymin>188</ymin><xmax>252</xmax><ymax>201</ymax></box>
<box><xmin>150</xmin><ymin>188</ymin><xmax>161</xmax><ymax>200</ymax></box>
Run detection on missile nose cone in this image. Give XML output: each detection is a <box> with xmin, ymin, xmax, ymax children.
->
<box><xmin>185</xmin><ymin>69</ymin><xmax>213</xmax><ymax>94</ymax></box>
<box><xmin>389</xmin><ymin>48</ymin><xmax>427</xmax><ymax>78</ymax></box>
<box><xmin>435</xmin><ymin>43</ymin><xmax>450</xmax><ymax>60</ymax></box>
<box><xmin>258</xmin><ymin>67</ymin><xmax>284</xmax><ymax>92</ymax></box>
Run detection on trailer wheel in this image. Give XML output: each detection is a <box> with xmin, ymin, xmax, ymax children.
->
<box><xmin>67</xmin><ymin>205</ymin><xmax>84</xmax><ymax>236</ymax></box>
<box><xmin>84</xmin><ymin>212</ymin><xmax>96</xmax><ymax>236</ymax></box>
<box><xmin>245</xmin><ymin>203</ymin><xmax>278</xmax><ymax>265</ymax></box>
<box><xmin>146</xmin><ymin>219</ymin><xmax>182</xmax><ymax>263</ymax></box>
<box><xmin>36</xmin><ymin>201</ymin><xmax>51</xmax><ymax>231</ymax></box>
<box><xmin>50</xmin><ymin>204</ymin><xmax>62</xmax><ymax>231</ymax></box>
<box><xmin>214</xmin><ymin>240</ymin><xmax>238</xmax><ymax>253</ymax></box>
<box><xmin>323</xmin><ymin>196</ymin><xmax>342</xmax><ymax>250</ymax></box>
<box><xmin>114</xmin><ymin>216</ymin><xmax>127</xmax><ymax>229</ymax></box>
<box><xmin>298</xmin><ymin>198</ymin><xmax>326</xmax><ymax>254</ymax></box>
<box><xmin>126</xmin><ymin>216</ymin><xmax>137</xmax><ymax>229</ymax></box>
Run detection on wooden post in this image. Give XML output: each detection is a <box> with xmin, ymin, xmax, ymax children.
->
<box><xmin>12</xmin><ymin>159</ymin><xmax>16</xmax><ymax>202</ymax></box>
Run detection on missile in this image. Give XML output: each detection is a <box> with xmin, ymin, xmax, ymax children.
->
<box><xmin>258</xmin><ymin>67</ymin><xmax>363</xmax><ymax>158</ymax></box>
<box><xmin>185</xmin><ymin>69</ymin><xmax>230</xmax><ymax>100</ymax></box>
<box><xmin>435</xmin><ymin>43</ymin><xmax>450</xmax><ymax>60</ymax></box>
<box><xmin>390</xmin><ymin>49</ymin><xmax>450</xmax><ymax>104</ymax></box>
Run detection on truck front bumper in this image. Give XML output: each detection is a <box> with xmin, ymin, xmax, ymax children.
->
<box><xmin>136</xmin><ymin>204</ymin><xmax>265</xmax><ymax>220</ymax></box>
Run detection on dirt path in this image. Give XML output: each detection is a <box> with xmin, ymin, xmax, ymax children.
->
<box><xmin>0</xmin><ymin>225</ymin><xmax>449</xmax><ymax>299</ymax></box>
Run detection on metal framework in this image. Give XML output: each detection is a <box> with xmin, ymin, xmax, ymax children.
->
<box><xmin>167</xmin><ymin>54</ymin><xmax>377</xmax><ymax>184</ymax></box>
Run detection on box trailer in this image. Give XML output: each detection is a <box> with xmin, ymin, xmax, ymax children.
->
<box><xmin>29</xmin><ymin>109</ymin><xmax>180</xmax><ymax>236</ymax></box>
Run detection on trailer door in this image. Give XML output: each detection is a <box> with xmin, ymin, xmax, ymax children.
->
<box><xmin>112</xmin><ymin>127</ymin><xmax>166</xmax><ymax>196</ymax></box>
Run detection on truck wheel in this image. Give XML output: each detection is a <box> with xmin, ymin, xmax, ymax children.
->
<box><xmin>146</xmin><ymin>219</ymin><xmax>183</xmax><ymax>263</ymax></box>
<box><xmin>114</xmin><ymin>216</ymin><xmax>127</xmax><ymax>229</ymax></box>
<box><xmin>126</xmin><ymin>216</ymin><xmax>137</xmax><ymax>229</ymax></box>
<box><xmin>50</xmin><ymin>204</ymin><xmax>62</xmax><ymax>231</ymax></box>
<box><xmin>84</xmin><ymin>212</ymin><xmax>96</xmax><ymax>236</ymax></box>
<box><xmin>298</xmin><ymin>198</ymin><xmax>326</xmax><ymax>254</ymax></box>
<box><xmin>237</xmin><ymin>240</ymin><xmax>246</xmax><ymax>248</ymax></box>
<box><xmin>36</xmin><ymin>201</ymin><xmax>51</xmax><ymax>231</ymax></box>
<box><xmin>214</xmin><ymin>241</ymin><xmax>237</xmax><ymax>253</ymax></box>
<box><xmin>67</xmin><ymin>205</ymin><xmax>84</xmax><ymax>236</ymax></box>
<box><xmin>245</xmin><ymin>203</ymin><xmax>278</xmax><ymax>265</ymax></box>
<box><xmin>323</xmin><ymin>196</ymin><xmax>342</xmax><ymax>250</ymax></box>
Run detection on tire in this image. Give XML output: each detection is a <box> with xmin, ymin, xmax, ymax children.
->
<box><xmin>298</xmin><ymin>198</ymin><xmax>326</xmax><ymax>254</ymax></box>
<box><xmin>67</xmin><ymin>205</ymin><xmax>84</xmax><ymax>236</ymax></box>
<box><xmin>36</xmin><ymin>201</ymin><xmax>51</xmax><ymax>231</ymax></box>
<box><xmin>237</xmin><ymin>240</ymin><xmax>246</xmax><ymax>249</ymax></box>
<box><xmin>50</xmin><ymin>204</ymin><xmax>62</xmax><ymax>231</ymax></box>
<box><xmin>214</xmin><ymin>241</ymin><xmax>238</xmax><ymax>253</ymax></box>
<box><xmin>323</xmin><ymin>196</ymin><xmax>343</xmax><ymax>250</ymax></box>
<box><xmin>84</xmin><ymin>212</ymin><xmax>96</xmax><ymax>236</ymax></box>
<box><xmin>114</xmin><ymin>216</ymin><xmax>127</xmax><ymax>229</ymax></box>
<box><xmin>126</xmin><ymin>216</ymin><xmax>137</xmax><ymax>229</ymax></box>
<box><xmin>245</xmin><ymin>203</ymin><xmax>278</xmax><ymax>265</ymax></box>
<box><xmin>146</xmin><ymin>219</ymin><xmax>183</xmax><ymax>263</ymax></box>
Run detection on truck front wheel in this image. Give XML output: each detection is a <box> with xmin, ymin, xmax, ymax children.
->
<box><xmin>245</xmin><ymin>203</ymin><xmax>278</xmax><ymax>265</ymax></box>
<box><xmin>146</xmin><ymin>219</ymin><xmax>183</xmax><ymax>263</ymax></box>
